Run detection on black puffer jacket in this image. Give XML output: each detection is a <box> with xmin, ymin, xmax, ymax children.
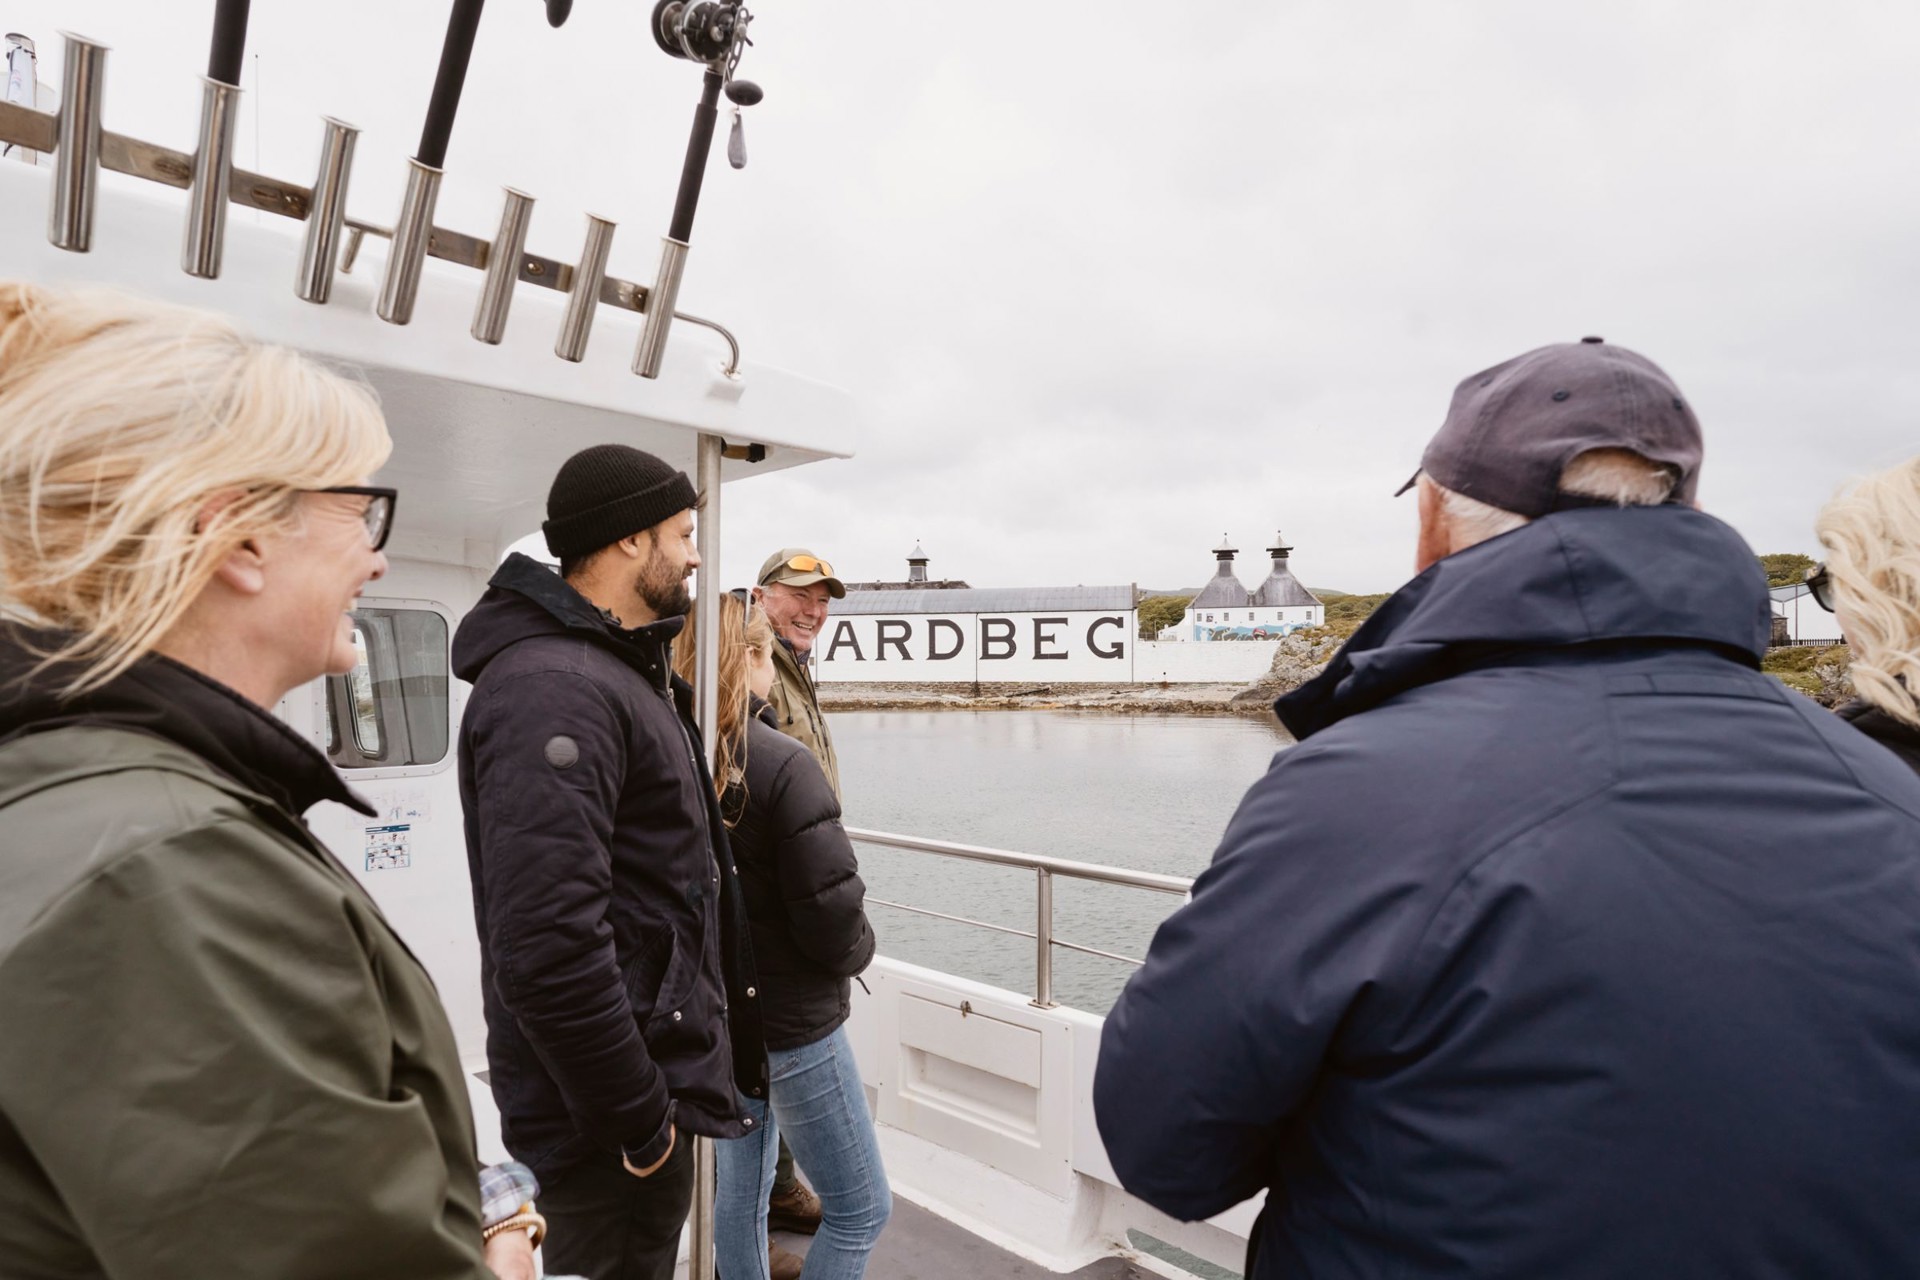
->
<box><xmin>724</xmin><ymin>702</ymin><xmax>875</xmax><ymax>1051</ymax></box>
<box><xmin>454</xmin><ymin>554</ymin><xmax>766</xmax><ymax>1182</ymax></box>
<box><xmin>1839</xmin><ymin>697</ymin><xmax>1920</xmax><ymax>778</ymax></box>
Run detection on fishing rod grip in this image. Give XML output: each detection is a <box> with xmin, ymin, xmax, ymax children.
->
<box><xmin>668</xmin><ymin>69</ymin><xmax>724</xmax><ymax>243</ymax></box>
<box><xmin>206</xmin><ymin>0</ymin><xmax>250</xmax><ymax>85</ymax></box>
<box><xmin>417</xmin><ymin>0</ymin><xmax>485</xmax><ymax>168</ymax></box>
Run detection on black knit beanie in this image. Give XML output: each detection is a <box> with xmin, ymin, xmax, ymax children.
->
<box><xmin>542</xmin><ymin>444</ymin><xmax>697</xmax><ymax>560</ymax></box>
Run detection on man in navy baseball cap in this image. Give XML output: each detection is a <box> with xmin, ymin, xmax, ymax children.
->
<box><xmin>1393</xmin><ymin>335</ymin><xmax>1701</xmax><ymax>523</ymax></box>
<box><xmin>1096</xmin><ymin>338</ymin><xmax>1920</xmax><ymax>1279</ymax></box>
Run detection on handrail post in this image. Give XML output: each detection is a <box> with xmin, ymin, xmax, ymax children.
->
<box><xmin>1033</xmin><ymin>868</ymin><xmax>1055</xmax><ymax>1008</ymax></box>
<box><xmin>688</xmin><ymin>430</ymin><xmax>723</xmax><ymax>1280</ymax></box>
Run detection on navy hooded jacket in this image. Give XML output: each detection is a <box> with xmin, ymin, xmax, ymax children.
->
<box><xmin>1094</xmin><ymin>505</ymin><xmax>1920</xmax><ymax>1279</ymax></box>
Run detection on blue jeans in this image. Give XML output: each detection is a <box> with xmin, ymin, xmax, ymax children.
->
<box><xmin>716</xmin><ymin>1025</ymin><xmax>891</xmax><ymax>1280</ymax></box>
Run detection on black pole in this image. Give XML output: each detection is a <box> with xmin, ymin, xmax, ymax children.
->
<box><xmin>207</xmin><ymin>0</ymin><xmax>251</xmax><ymax>85</ymax></box>
<box><xmin>416</xmin><ymin>0</ymin><xmax>487</xmax><ymax>168</ymax></box>
<box><xmin>667</xmin><ymin>70</ymin><xmax>724</xmax><ymax>243</ymax></box>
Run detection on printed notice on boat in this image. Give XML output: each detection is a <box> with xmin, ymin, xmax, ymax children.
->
<box><xmin>365</xmin><ymin>823</ymin><xmax>412</xmax><ymax>872</ymax></box>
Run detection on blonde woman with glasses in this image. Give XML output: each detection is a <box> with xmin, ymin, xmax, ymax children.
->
<box><xmin>1811</xmin><ymin>454</ymin><xmax>1920</xmax><ymax>777</ymax></box>
<box><xmin>0</xmin><ymin>283</ymin><xmax>546</xmax><ymax>1279</ymax></box>
<box><xmin>674</xmin><ymin>593</ymin><xmax>887</xmax><ymax>1280</ymax></box>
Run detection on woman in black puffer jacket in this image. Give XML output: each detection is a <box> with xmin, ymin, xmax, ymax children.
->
<box><xmin>676</xmin><ymin>594</ymin><xmax>888</xmax><ymax>1280</ymax></box>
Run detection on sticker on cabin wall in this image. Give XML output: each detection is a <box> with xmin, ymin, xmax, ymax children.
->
<box><xmin>365</xmin><ymin>823</ymin><xmax>413</xmax><ymax>872</ymax></box>
<box><xmin>370</xmin><ymin>789</ymin><xmax>432</xmax><ymax>824</ymax></box>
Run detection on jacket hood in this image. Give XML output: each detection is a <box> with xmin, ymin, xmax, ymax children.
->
<box><xmin>453</xmin><ymin>552</ymin><xmax>686</xmax><ymax>685</ymax></box>
<box><xmin>1277</xmin><ymin>505</ymin><xmax>1772</xmax><ymax>741</ymax></box>
<box><xmin>0</xmin><ymin>624</ymin><xmax>373</xmax><ymax>817</ymax></box>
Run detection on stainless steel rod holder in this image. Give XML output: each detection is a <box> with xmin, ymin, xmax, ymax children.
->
<box><xmin>632</xmin><ymin>236</ymin><xmax>689</xmax><ymax>379</ymax></box>
<box><xmin>376</xmin><ymin>158</ymin><xmax>443</xmax><ymax>325</ymax></box>
<box><xmin>181</xmin><ymin>76</ymin><xmax>241</xmax><ymax>278</ymax></box>
<box><xmin>49</xmin><ymin>32</ymin><xmax>107</xmax><ymax>252</ymax></box>
<box><xmin>555</xmin><ymin>214</ymin><xmax>615</xmax><ymax>362</ymax></box>
<box><xmin>296</xmin><ymin>118</ymin><xmax>358</xmax><ymax>304</ymax></box>
<box><xmin>689</xmin><ymin>429</ymin><xmax>723</xmax><ymax>1280</ymax></box>
<box><xmin>1033</xmin><ymin>867</ymin><xmax>1056</xmax><ymax>1008</ymax></box>
<box><xmin>471</xmin><ymin>188</ymin><xmax>534</xmax><ymax>343</ymax></box>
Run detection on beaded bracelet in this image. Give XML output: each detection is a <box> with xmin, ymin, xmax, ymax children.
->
<box><xmin>481</xmin><ymin>1210</ymin><xmax>547</xmax><ymax>1250</ymax></box>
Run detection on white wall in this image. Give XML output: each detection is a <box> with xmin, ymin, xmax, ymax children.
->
<box><xmin>1134</xmin><ymin>639</ymin><xmax>1282</xmax><ymax>683</ymax></box>
<box><xmin>813</xmin><ymin>610</ymin><xmax>1283</xmax><ymax>684</ymax></box>
<box><xmin>815</xmin><ymin>610</ymin><xmax>1135</xmax><ymax>684</ymax></box>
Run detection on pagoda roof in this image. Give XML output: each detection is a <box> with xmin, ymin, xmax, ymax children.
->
<box><xmin>1253</xmin><ymin>564</ymin><xmax>1320</xmax><ymax>608</ymax></box>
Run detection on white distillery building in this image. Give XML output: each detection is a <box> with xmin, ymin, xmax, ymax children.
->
<box><xmin>1170</xmin><ymin>532</ymin><xmax>1324</xmax><ymax>641</ymax></box>
<box><xmin>816</xmin><ymin>547</ymin><xmax>1285</xmax><ymax>684</ymax></box>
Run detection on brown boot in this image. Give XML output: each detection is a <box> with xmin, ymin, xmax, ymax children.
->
<box><xmin>768</xmin><ymin>1180</ymin><xmax>823</xmax><ymax>1235</ymax></box>
<box><xmin>769</xmin><ymin>1236</ymin><xmax>805</xmax><ymax>1280</ymax></box>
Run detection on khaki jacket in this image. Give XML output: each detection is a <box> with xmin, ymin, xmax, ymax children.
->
<box><xmin>766</xmin><ymin>639</ymin><xmax>840</xmax><ymax>798</ymax></box>
<box><xmin>0</xmin><ymin>726</ymin><xmax>489</xmax><ymax>1280</ymax></box>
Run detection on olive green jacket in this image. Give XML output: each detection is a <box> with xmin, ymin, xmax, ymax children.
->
<box><xmin>0</xmin><ymin>727</ymin><xmax>489</xmax><ymax>1280</ymax></box>
<box><xmin>767</xmin><ymin>639</ymin><xmax>840</xmax><ymax>798</ymax></box>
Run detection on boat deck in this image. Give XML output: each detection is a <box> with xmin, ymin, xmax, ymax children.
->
<box><xmin>764</xmin><ymin>1199</ymin><xmax>1151</xmax><ymax>1280</ymax></box>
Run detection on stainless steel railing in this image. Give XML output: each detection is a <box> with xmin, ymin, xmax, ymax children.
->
<box><xmin>845</xmin><ymin>828</ymin><xmax>1193</xmax><ymax>1009</ymax></box>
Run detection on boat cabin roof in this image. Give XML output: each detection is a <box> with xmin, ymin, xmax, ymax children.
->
<box><xmin>0</xmin><ymin>163</ymin><xmax>857</xmax><ymax>567</ymax></box>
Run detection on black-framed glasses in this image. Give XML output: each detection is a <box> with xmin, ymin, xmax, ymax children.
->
<box><xmin>1805</xmin><ymin>562</ymin><xmax>1835</xmax><ymax>613</ymax></box>
<box><xmin>316</xmin><ymin>486</ymin><xmax>397</xmax><ymax>552</ymax></box>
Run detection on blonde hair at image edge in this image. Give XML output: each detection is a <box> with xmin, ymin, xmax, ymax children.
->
<box><xmin>1816</xmin><ymin>455</ymin><xmax>1920</xmax><ymax>728</ymax></box>
<box><xmin>0</xmin><ymin>281</ymin><xmax>392</xmax><ymax>696</ymax></box>
<box><xmin>673</xmin><ymin>593</ymin><xmax>775</xmax><ymax>806</ymax></box>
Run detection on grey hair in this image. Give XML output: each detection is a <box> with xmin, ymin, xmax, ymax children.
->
<box><xmin>1434</xmin><ymin>448</ymin><xmax>1680</xmax><ymax>555</ymax></box>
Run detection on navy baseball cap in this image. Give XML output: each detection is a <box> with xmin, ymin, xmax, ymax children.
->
<box><xmin>1395</xmin><ymin>337</ymin><xmax>1702</xmax><ymax>517</ymax></box>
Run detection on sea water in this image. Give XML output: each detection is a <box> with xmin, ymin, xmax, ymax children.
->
<box><xmin>836</xmin><ymin>710</ymin><xmax>1294</xmax><ymax>1015</ymax></box>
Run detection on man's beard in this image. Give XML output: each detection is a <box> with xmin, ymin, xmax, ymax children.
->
<box><xmin>636</xmin><ymin>551</ymin><xmax>693</xmax><ymax>619</ymax></box>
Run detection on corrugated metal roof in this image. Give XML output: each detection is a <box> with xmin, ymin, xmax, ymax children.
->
<box><xmin>834</xmin><ymin>585</ymin><xmax>1135</xmax><ymax>615</ymax></box>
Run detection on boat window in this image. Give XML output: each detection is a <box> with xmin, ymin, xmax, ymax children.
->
<box><xmin>347</xmin><ymin>628</ymin><xmax>382</xmax><ymax>756</ymax></box>
<box><xmin>325</xmin><ymin>608</ymin><xmax>451</xmax><ymax>770</ymax></box>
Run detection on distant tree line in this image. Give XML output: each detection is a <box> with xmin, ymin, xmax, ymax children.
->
<box><xmin>1137</xmin><ymin>595</ymin><xmax>1192</xmax><ymax>639</ymax></box>
<box><xmin>1758</xmin><ymin>552</ymin><xmax>1816</xmax><ymax>588</ymax></box>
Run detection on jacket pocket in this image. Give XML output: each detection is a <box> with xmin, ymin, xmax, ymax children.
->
<box><xmin>646</xmin><ymin>914</ymin><xmax>704</xmax><ymax>1031</ymax></box>
<box><xmin>621</xmin><ymin>929</ymin><xmax>677</xmax><ymax>1025</ymax></box>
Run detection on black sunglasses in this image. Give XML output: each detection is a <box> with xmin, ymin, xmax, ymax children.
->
<box><xmin>315</xmin><ymin>486</ymin><xmax>398</xmax><ymax>552</ymax></box>
<box><xmin>1805</xmin><ymin>562</ymin><xmax>1834</xmax><ymax>613</ymax></box>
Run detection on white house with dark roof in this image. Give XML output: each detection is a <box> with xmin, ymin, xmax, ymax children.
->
<box><xmin>1770</xmin><ymin>583</ymin><xmax>1845</xmax><ymax>646</ymax></box>
<box><xmin>1171</xmin><ymin>532</ymin><xmax>1325</xmax><ymax>641</ymax></box>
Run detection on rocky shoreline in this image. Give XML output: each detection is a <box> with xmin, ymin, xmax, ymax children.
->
<box><xmin>817</xmin><ymin>628</ymin><xmax>1854</xmax><ymax>717</ymax></box>
<box><xmin>820</xmin><ymin>681</ymin><xmax>1271</xmax><ymax>716</ymax></box>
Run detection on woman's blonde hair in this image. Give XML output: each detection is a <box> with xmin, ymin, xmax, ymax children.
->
<box><xmin>1816</xmin><ymin>455</ymin><xmax>1920</xmax><ymax>728</ymax></box>
<box><xmin>0</xmin><ymin>281</ymin><xmax>392</xmax><ymax>696</ymax></box>
<box><xmin>672</xmin><ymin>592</ymin><xmax>776</xmax><ymax>817</ymax></box>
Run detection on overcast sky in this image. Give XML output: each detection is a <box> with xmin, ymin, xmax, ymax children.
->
<box><xmin>16</xmin><ymin>2</ymin><xmax>1919</xmax><ymax>594</ymax></box>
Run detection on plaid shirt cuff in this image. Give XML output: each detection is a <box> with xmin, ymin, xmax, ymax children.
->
<box><xmin>478</xmin><ymin>1161</ymin><xmax>541</xmax><ymax>1229</ymax></box>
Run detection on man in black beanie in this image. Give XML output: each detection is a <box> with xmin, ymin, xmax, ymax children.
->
<box><xmin>452</xmin><ymin>444</ymin><xmax>767</xmax><ymax>1280</ymax></box>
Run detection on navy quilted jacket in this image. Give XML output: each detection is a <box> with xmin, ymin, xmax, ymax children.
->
<box><xmin>1096</xmin><ymin>506</ymin><xmax>1920</xmax><ymax>1279</ymax></box>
